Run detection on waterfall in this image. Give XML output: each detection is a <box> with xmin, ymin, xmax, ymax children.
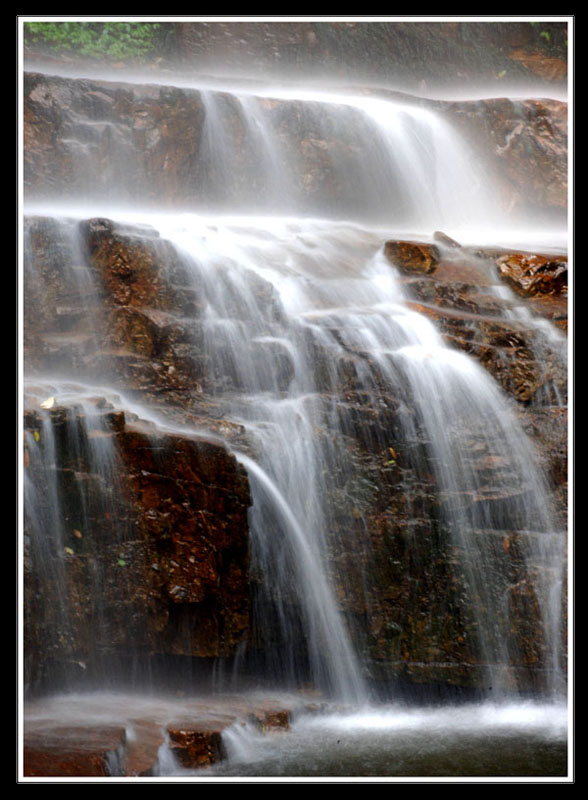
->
<box><xmin>148</xmin><ymin>216</ymin><xmax>565</xmax><ymax>696</ymax></box>
<box><xmin>22</xmin><ymin>72</ymin><xmax>567</xmax><ymax>709</ymax></box>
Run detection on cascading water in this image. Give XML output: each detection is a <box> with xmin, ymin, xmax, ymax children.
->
<box><xmin>149</xmin><ymin>216</ymin><xmax>565</xmax><ymax>698</ymax></box>
<box><xmin>21</xmin><ymin>53</ymin><xmax>568</xmax><ymax>777</ymax></box>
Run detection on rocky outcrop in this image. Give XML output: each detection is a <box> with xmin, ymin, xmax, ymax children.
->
<box><xmin>383</xmin><ymin>241</ymin><xmax>440</xmax><ymax>274</ymax></box>
<box><xmin>23</xmin><ymin>72</ymin><xmax>207</xmax><ymax>206</ymax></box>
<box><xmin>328</xmin><ymin>430</ymin><xmax>566</xmax><ymax>690</ymax></box>
<box><xmin>24</xmin><ymin>725</ymin><xmax>126</xmax><ymax>777</ymax></box>
<box><xmin>23</xmin><ymin>214</ymin><xmax>254</xmax><ymax>689</ymax></box>
<box><xmin>495</xmin><ymin>252</ymin><xmax>568</xmax><ymax>298</ymax></box>
<box><xmin>24</xmin><ymin>215</ymin><xmax>210</xmax><ymax>411</ymax></box>
<box><xmin>443</xmin><ymin>97</ymin><xmax>567</xmax><ymax>215</ymax></box>
<box><xmin>23</xmin><ymin>217</ymin><xmax>567</xmax><ymax>697</ymax></box>
<box><xmin>319</xmin><ymin>235</ymin><xmax>568</xmax><ymax>689</ymax></box>
<box><xmin>384</xmin><ymin>237</ymin><xmax>568</xmax><ymax>405</ymax></box>
<box><xmin>23</xmin><ymin>399</ymin><xmax>251</xmax><ymax>687</ymax></box>
<box><xmin>23</xmin><ymin>696</ymin><xmax>293</xmax><ymax>776</ymax></box>
<box><xmin>23</xmin><ymin>72</ymin><xmax>567</xmax><ymax>220</ymax></box>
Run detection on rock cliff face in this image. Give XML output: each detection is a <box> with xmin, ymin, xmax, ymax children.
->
<box><xmin>443</xmin><ymin>96</ymin><xmax>567</xmax><ymax>216</ymax></box>
<box><xmin>23</xmin><ymin>215</ymin><xmax>252</xmax><ymax>688</ymax></box>
<box><xmin>337</xmin><ymin>236</ymin><xmax>567</xmax><ymax>688</ymax></box>
<box><xmin>23</xmin><ymin>212</ymin><xmax>567</xmax><ymax>693</ymax></box>
<box><xmin>23</xmin><ymin>72</ymin><xmax>567</xmax><ymax>220</ymax></box>
<box><xmin>22</xmin><ymin>70</ymin><xmax>568</xmax><ymax>696</ymax></box>
<box><xmin>24</xmin><ymin>405</ymin><xmax>251</xmax><ymax>687</ymax></box>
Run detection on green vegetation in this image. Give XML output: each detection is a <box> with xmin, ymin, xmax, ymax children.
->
<box><xmin>24</xmin><ymin>21</ymin><xmax>163</xmax><ymax>62</ymax></box>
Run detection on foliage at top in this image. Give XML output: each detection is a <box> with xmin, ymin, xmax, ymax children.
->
<box><xmin>24</xmin><ymin>21</ymin><xmax>163</xmax><ymax>62</ymax></box>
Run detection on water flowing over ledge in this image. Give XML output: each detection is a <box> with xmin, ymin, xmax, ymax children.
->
<box><xmin>20</xmin><ymin>43</ymin><xmax>569</xmax><ymax>779</ymax></box>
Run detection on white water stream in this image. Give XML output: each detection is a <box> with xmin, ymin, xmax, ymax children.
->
<box><xmin>21</xmin><ymin>70</ymin><xmax>569</xmax><ymax>777</ymax></box>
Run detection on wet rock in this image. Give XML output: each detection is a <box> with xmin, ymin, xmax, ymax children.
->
<box><xmin>24</xmin><ymin>70</ymin><xmax>567</xmax><ymax>219</ymax></box>
<box><xmin>495</xmin><ymin>252</ymin><xmax>567</xmax><ymax>298</ymax></box>
<box><xmin>388</xmin><ymin>242</ymin><xmax>568</xmax><ymax>406</ymax></box>
<box><xmin>23</xmin><ymin>403</ymin><xmax>251</xmax><ymax>685</ymax></box>
<box><xmin>319</xmin><ymin>240</ymin><xmax>567</xmax><ymax>691</ymax></box>
<box><xmin>171</xmin><ymin>21</ymin><xmax>567</xmax><ymax>90</ymax></box>
<box><xmin>24</xmin><ymin>69</ymin><xmax>568</xmax><ymax>225</ymax></box>
<box><xmin>260</xmin><ymin>708</ymin><xmax>290</xmax><ymax>730</ymax></box>
<box><xmin>384</xmin><ymin>240</ymin><xmax>440</xmax><ymax>274</ymax></box>
<box><xmin>120</xmin><ymin>720</ymin><xmax>166</xmax><ymax>777</ymax></box>
<box><xmin>83</xmin><ymin>217</ymin><xmax>181</xmax><ymax>311</ymax></box>
<box><xmin>23</xmin><ymin>212</ymin><xmax>567</xmax><ymax>695</ymax></box>
<box><xmin>23</xmin><ymin>696</ymin><xmax>296</xmax><ymax>777</ymax></box>
<box><xmin>24</xmin><ymin>216</ymin><xmax>210</xmax><ymax>400</ymax></box>
<box><xmin>433</xmin><ymin>230</ymin><xmax>462</xmax><ymax>249</ymax></box>
<box><xmin>167</xmin><ymin>721</ymin><xmax>225</xmax><ymax>768</ymax></box>
<box><xmin>24</xmin><ymin>725</ymin><xmax>126</xmax><ymax>777</ymax></box>
<box><xmin>445</xmin><ymin>96</ymin><xmax>567</xmax><ymax>213</ymax></box>
<box><xmin>24</xmin><ymin>73</ymin><xmax>207</xmax><ymax>205</ymax></box>
<box><xmin>507</xmin><ymin>49</ymin><xmax>568</xmax><ymax>82</ymax></box>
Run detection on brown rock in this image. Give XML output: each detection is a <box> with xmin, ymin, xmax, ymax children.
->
<box><xmin>508</xmin><ymin>49</ymin><xmax>568</xmax><ymax>82</ymax></box>
<box><xmin>446</xmin><ymin>97</ymin><xmax>567</xmax><ymax>213</ymax></box>
<box><xmin>433</xmin><ymin>230</ymin><xmax>462</xmax><ymax>249</ymax></box>
<box><xmin>167</xmin><ymin>722</ymin><xmax>225</xmax><ymax>768</ymax></box>
<box><xmin>384</xmin><ymin>240</ymin><xmax>440</xmax><ymax>274</ymax></box>
<box><xmin>83</xmin><ymin>218</ymin><xmax>180</xmax><ymax>311</ymax></box>
<box><xmin>120</xmin><ymin>720</ymin><xmax>167</xmax><ymax>777</ymax></box>
<box><xmin>495</xmin><ymin>253</ymin><xmax>568</xmax><ymax>298</ymax></box>
<box><xmin>262</xmin><ymin>709</ymin><xmax>290</xmax><ymax>730</ymax></box>
<box><xmin>24</xmin><ymin>726</ymin><xmax>126</xmax><ymax>777</ymax></box>
<box><xmin>24</xmin><ymin>73</ymin><xmax>207</xmax><ymax>206</ymax></box>
<box><xmin>23</xmin><ymin>403</ymin><xmax>252</xmax><ymax>685</ymax></box>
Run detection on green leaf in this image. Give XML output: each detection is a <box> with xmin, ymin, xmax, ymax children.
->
<box><xmin>117</xmin><ymin>558</ymin><xmax>127</xmax><ymax>567</ymax></box>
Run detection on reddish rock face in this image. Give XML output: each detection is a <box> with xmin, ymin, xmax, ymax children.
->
<box><xmin>23</xmin><ymin>404</ymin><xmax>251</xmax><ymax>685</ymax></box>
<box><xmin>166</xmin><ymin>723</ymin><xmax>225</xmax><ymax>768</ymax></box>
<box><xmin>444</xmin><ymin>97</ymin><xmax>567</xmax><ymax>215</ymax></box>
<box><xmin>383</xmin><ymin>241</ymin><xmax>568</xmax><ymax>408</ymax></box>
<box><xmin>24</xmin><ymin>726</ymin><xmax>126</xmax><ymax>777</ymax></box>
<box><xmin>384</xmin><ymin>240</ymin><xmax>440</xmax><ymax>274</ymax></box>
<box><xmin>23</xmin><ymin>72</ymin><xmax>567</xmax><ymax>220</ymax></box>
<box><xmin>24</xmin><ymin>73</ymin><xmax>206</xmax><ymax>206</ymax></box>
<box><xmin>23</xmin><ymin>696</ymin><xmax>294</xmax><ymax>776</ymax></box>
<box><xmin>495</xmin><ymin>253</ymin><xmax>568</xmax><ymax>298</ymax></box>
<box><xmin>507</xmin><ymin>49</ymin><xmax>568</xmax><ymax>82</ymax></box>
<box><xmin>23</xmin><ymin>215</ymin><xmax>209</xmax><ymax>406</ymax></box>
<box><xmin>22</xmin><ymin>212</ymin><xmax>255</xmax><ymax>690</ymax></box>
<box><xmin>23</xmin><ymin>216</ymin><xmax>567</xmax><ymax>696</ymax></box>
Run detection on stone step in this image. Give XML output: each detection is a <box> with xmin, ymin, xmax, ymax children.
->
<box><xmin>23</xmin><ymin>696</ymin><xmax>293</xmax><ymax>777</ymax></box>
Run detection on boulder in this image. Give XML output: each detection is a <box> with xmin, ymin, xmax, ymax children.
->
<box><xmin>166</xmin><ymin>722</ymin><xmax>226</xmax><ymax>768</ymax></box>
<box><xmin>495</xmin><ymin>252</ymin><xmax>568</xmax><ymax>298</ymax></box>
<box><xmin>384</xmin><ymin>240</ymin><xmax>440</xmax><ymax>274</ymax></box>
